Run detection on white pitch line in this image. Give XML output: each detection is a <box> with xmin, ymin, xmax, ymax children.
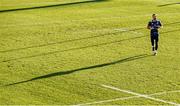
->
<box><xmin>76</xmin><ymin>89</ymin><xmax>180</xmax><ymax>105</ymax></box>
<box><xmin>76</xmin><ymin>96</ymin><xmax>139</xmax><ymax>105</ymax></box>
<box><xmin>100</xmin><ymin>84</ymin><xmax>180</xmax><ymax>106</ymax></box>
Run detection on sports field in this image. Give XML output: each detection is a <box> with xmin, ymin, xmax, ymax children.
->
<box><xmin>0</xmin><ymin>0</ymin><xmax>180</xmax><ymax>105</ymax></box>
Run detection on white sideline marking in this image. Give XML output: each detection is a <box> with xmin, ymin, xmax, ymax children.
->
<box><xmin>100</xmin><ymin>84</ymin><xmax>180</xmax><ymax>106</ymax></box>
<box><xmin>76</xmin><ymin>90</ymin><xmax>180</xmax><ymax>105</ymax></box>
<box><xmin>76</xmin><ymin>96</ymin><xmax>139</xmax><ymax>105</ymax></box>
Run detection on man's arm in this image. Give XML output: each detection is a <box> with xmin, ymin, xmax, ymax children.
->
<box><xmin>157</xmin><ymin>21</ymin><xmax>163</xmax><ymax>29</ymax></box>
<box><xmin>147</xmin><ymin>21</ymin><xmax>151</xmax><ymax>29</ymax></box>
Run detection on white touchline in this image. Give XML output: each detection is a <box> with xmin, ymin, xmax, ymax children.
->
<box><xmin>100</xmin><ymin>84</ymin><xmax>180</xmax><ymax>106</ymax></box>
<box><xmin>76</xmin><ymin>90</ymin><xmax>180</xmax><ymax>105</ymax></box>
<box><xmin>76</xmin><ymin>96</ymin><xmax>139</xmax><ymax>106</ymax></box>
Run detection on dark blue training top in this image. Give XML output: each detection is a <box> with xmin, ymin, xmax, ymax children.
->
<box><xmin>148</xmin><ymin>20</ymin><xmax>162</xmax><ymax>33</ymax></box>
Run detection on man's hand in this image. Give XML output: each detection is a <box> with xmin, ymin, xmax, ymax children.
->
<box><xmin>157</xmin><ymin>25</ymin><xmax>163</xmax><ymax>29</ymax></box>
<box><xmin>147</xmin><ymin>25</ymin><xmax>151</xmax><ymax>29</ymax></box>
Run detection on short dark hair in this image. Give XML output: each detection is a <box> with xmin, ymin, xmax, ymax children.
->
<box><xmin>152</xmin><ymin>14</ymin><xmax>156</xmax><ymax>16</ymax></box>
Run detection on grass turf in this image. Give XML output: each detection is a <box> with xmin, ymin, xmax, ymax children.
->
<box><xmin>0</xmin><ymin>0</ymin><xmax>180</xmax><ymax>105</ymax></box>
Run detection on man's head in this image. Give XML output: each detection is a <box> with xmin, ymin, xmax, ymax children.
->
<box><xmin>152</xmin><ymin>14</ymin><xmax>157</xmax><ymax>20</ymax></box>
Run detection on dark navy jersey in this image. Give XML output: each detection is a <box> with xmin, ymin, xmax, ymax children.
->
<box><xmin>148</xmin><ymin>20</ymin><xmax>162</xmax><ymax>33</ymax></box>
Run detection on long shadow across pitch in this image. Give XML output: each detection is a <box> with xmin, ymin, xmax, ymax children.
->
<box><xmin>0</xmin><ymin>21</ymin><xmax>179</xmax><ymax>53</ymax></box>
<box><xmin>0</xmin><ymin>29</ymin><xmax>179</xmax><ymax>63</ymax></box>
<box><xmin>158</xmin><ymin>2</ymin><xmax>180</xmax><ymax>7</ymax></box>
<box><xmin>4</xmin><ymin>54</ymin><xmax>152</xmax><ymax>86</ymax></box>
<box><xmin>0</xmin><ymin>0</ymin><xmax>108</xmax><ymax>13</ymax></box>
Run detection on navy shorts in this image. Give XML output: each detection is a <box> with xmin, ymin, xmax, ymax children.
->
<box><xmin>151</xmin><ymin>31</ymin><xmax>159</xmax><ymax>42</ymax></box>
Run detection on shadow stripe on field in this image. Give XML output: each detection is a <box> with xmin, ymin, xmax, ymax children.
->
<box><xmin>158</xmin><ymin>2</ymin><xmax>180</xmax><ymax>7</ymax></box>
<box><xmin>0</xmin><ymin>29</ymin><xmax>179</xmax><ymax>63</ymax></box>
<box><xmin>0</xmin><ymin>0</ymin><xmax>109</xmax><ymax>13</ymax></box>
<box><xmin>0</xmin><ymin>21</ymin><xmax>179</xmax><ymax>53</ymax></box>
<box><xmin>3</xmin><ymin>54</ymin><xmax>152</xmax><ymax>86</ymax></box>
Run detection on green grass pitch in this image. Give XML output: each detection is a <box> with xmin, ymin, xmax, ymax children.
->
<box><xmin>0</xmin><ymin>0</ymin><xmax>180</xmax><ymax>105</ymax></box>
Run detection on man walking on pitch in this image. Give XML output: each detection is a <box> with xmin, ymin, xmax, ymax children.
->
<box><xmin>147</xmin><ymin>14</ymin><xmax>162</xmax><ymax>55</ymax></box>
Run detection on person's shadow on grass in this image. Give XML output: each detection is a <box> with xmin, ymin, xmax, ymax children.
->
<box><xmin>158</xmin><ymin>2</ymin><xmax>180</xmax><ymax>7</ymax></box>
<box><xmin>4</xmin><ymin>54</ymin><xmax>152</xmax><ymax>87</ymax></box>
<box><xmin>0</xmin><ymin>0</ymin><xmax>109</xmax><ymax>13</ymax></box>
